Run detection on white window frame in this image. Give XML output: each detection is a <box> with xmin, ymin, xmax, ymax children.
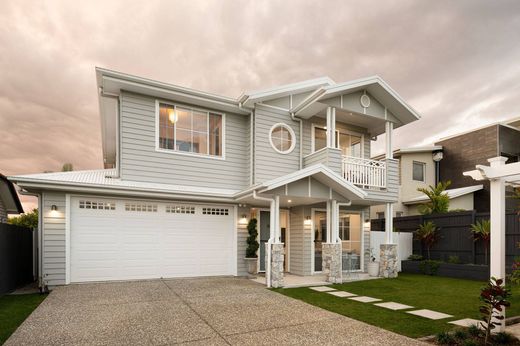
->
<box><xmin>269</xmin><ymin>123</ymin><xmax>296</xmax><ymax>155</ymax></box>
<box><xmin>311</xmin><ymin>124</ymin><xmax>364</xmax><ymax>158</ymax></box>
<box><xmin>155</xmin><ymin>100</ymin><xmax>226</xmax><ymax>160</ymax></box>
<box><xmin>412</xmin><ymin>161</ymin><xmax>426</xmax><ymax>182</ymax></box>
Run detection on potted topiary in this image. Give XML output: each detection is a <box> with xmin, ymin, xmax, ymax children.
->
<box><xmin>366</xmin><ymin>248</ymin><xmax>379</xmax><ymax>277</ymax></box>
<box><xmin>244</xmin><ymin>218</ymin><xmax>259</xmax><ymax>275</ymax></box>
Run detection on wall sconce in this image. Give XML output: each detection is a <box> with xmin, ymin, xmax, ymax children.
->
<box><xmin>50</xmin><ymin>205</ymin><xmax>59</xmax><ymax>216</ymax></box>
<box><xmin>364</xmin><ymin>218</ymin><xmax>371</xmax><ymax>228</ymax></box>
<box><xmin>239</xmin><ymin>214</ymin><xmax>248</xmax><ymax>225</ymax></box>
<box><xmin>304</xmin><ymin>216</ymin><xmax>312</xmax><ymax>226</ymax></box>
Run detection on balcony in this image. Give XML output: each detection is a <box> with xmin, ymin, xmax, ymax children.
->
<box><xmin>342</xmin><ymin>156</ymin><xmax>386</xmax><ymax>189</ymax></box>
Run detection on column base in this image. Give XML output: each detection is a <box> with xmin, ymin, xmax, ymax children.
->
<box><xmin>266</xmin><ymin>243</ymin><xmax>285</xmax><ymax>288</ymax></box>
<box><xmin>322</xmin><ymin>243</ymin><xmax>343</xmax><ymax>284</ymax></box>
<box><xmin>379</xmin><ymin>244</ymin><xmax>398</xmax><ymax>278</ymax></box>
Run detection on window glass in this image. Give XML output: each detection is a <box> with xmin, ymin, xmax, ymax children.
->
<box><xmin>158</xmin><ymin>103</ymin><xmax>223</xmax><ymax>157</ymax></box>
<box><xmin>314</xmin><ymin>128</ymin><xmax>327</xmax><ymax>151</ymax></box>
<box><xmin>413</xmin><ymin>161</ymin><xmax>425</xmax><ymax>181</ymax></box>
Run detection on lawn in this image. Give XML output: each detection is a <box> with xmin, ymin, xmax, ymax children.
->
<box><xmin>274</xmin><ymin>273</ymin><xmax>520</xmax><ymax>339</ymax></box>
<box><xmin>0</xmin><ymin>293</ymin><xmax>46</xmax><ymax>345</ymax></box>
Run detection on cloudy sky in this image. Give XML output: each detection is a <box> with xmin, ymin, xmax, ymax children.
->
<box><xmin>1</xmin><ymin>0</ymin><xmax>520</xmax><ymax>211</ymax></box>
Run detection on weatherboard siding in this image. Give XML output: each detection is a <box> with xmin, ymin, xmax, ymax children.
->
<box><xmin>42</xmin><ymin>192</ymin><xmax>66</xmax><ymax>287</ymax></box>
<box><xmin>289</xmin><ymin>206</ymin><xmax>312</xmax><ymax>276</ymax></box>
<box><xmin>120</xmin><ymin>92</ymin><xmax>249</xmax><ymax>190</ymax></box>
<box><xmin>254</xmin><ymin>104</ymin><xmax>301</xmax><ymax>183</ymax></box>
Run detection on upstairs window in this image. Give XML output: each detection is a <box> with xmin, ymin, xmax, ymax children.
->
<box><xmin>158</xmin><ymin>103</ymin><xmax>223</xmax><ymax>157</ymax></box>
<box><xmin>269</xmin><ymin>123</ymin><xmax>295</xmax><ymax>154</ymax></box>
<box><xmin>412</xmin><ymin>161</ymin><xmax>425</xmax><ymax>182</ymax></box>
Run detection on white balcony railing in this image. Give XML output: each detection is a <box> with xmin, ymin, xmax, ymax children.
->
<box><xmin>342</xmin><ymin>156</ymin><xmax>386</xmax><ymax>188</ymax></box>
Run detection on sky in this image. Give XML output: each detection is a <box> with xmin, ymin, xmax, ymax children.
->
<box><xmin>1</xmin><ymin>0</ymin><xmax>520</xmax><ymax>212</ymax></box>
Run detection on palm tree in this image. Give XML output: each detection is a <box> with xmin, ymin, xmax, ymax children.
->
<box><xmin>417</xmin><ymin>181</ymin><xmax>451</xmax><ymax>215</ymax></box>
<box><xmin>415</xmin><ymin>221</ymin><xmax>439</xmax><ymax>260</ymax></box>
<box><xmin>470</xmin><ymin>219</ymin><xmax>491</xmax><ymax>265</ymax></box>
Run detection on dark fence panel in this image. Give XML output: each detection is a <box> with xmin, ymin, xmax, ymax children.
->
<box><xmin>0</xmin><ymin>223</ymin><xmax>34</xmax><ymax>295</ymax></box>
<box><xmin>371</xmin><ymin>211</ymin><xmax>520</xmax><ymax>267</ymax></box>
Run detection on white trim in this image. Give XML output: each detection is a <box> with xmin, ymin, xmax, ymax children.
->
<box><xmin>154</xmin><ymin>100</ymin><xmax>226</xmax><ymax>160</ymax></box>
<box><xmin>65</xmin><ymin>194</ymin><xmax>71</xmax><ymax>285</ymax></box>
<box><xmin>269</xmin><ymin>122</ymin><xmax>297</xmax><ymax>155</ymax></box>
<box><xmin>233</xmin><ymin>205</ymin><xmax>238</xmax><ymax>276</ymax></box>
<box><xmin>412</xmin><ymin>161</ymin><xmax>426</xmax><ymax>182</ymax></box>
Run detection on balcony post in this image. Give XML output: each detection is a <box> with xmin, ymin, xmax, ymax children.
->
<box><xmin>385</xmin><ymin>121</ymin><xmax>393</xmax><ymax>159</ymax></box>
<box><xmin>326</xmin><ymin>107</ymin><xmax>336</xmax><ymax>148</ymax></box>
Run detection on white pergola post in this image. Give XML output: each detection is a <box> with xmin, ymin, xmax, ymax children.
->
<box><xmin>489</xmin><ymin>157</ymin><xmax>507</xmax><ymax>283</ymax></box>
<box><xmin>385</xmin><ymin>121</ymin><xmax>394</xmax><ymax>244</ymax></box>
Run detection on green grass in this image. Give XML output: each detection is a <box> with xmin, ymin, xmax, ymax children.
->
<box><xmin>0</xmin><ymin>293</ymin><xmax>46</xmax><ymax>345</ymax></box>
<box><xmin>274</xmin><ymin>273</ymin><xmax>520</xmax><ymax>339</ymax></box>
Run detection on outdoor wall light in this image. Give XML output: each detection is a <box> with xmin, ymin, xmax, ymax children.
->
<box><xmin>239</xmin><ymin>214</ymin><xmax>248</xmax><ymax>225</ymax></box>
<box><xmin>51</xmin><ymin>205</ymin><xmax>58</xmax><ymax>211</ymax></box>
<box><xmin>304</xmin><ymin>216</ymin><xmax>312</xmax><ymax>226</ymax></box>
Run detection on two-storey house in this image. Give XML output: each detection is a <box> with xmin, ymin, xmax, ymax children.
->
<box><xmin>9</xmin><ymin>68</ymin><xmax>419</xmax><ymax>288</ymax></box>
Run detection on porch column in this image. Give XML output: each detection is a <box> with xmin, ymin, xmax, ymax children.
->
<box><xmin>322</xmin><ymin>199</ymin><xmax>342</xmax><ymax>283</ymax></box>
<box><xmin>268</xmin><ymin>195</ymin><xmax>284</xmax><ymax>288</ymax></box>
<box><xmin>489</xmin><ymin>157</ymin><xmax>507</xmax><ymax>331</ymax></box>
<box><xmin>385</xmin><ymin>121</ymin><xmax>393</xmax><ymax>159</ymax></box>
<box><xmin>326</xmin><ymin>107</ymin><xmax>336</xmax><ymax>148</ymax></box>
<box><xmin>380</xmin><ymin>202</ymin><xmax>398</xmax><ymax>278</ymax></box>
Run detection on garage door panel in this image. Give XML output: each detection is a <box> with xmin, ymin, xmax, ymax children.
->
<box><xmin>71</xmin><ymin>198</ymin><xmax>234</xmax><ymax>282</ymax></box>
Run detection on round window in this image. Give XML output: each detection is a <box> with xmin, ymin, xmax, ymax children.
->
<box><xmin>269</xmin><ymin>123</ymin><xmax>296</xmax><ymax>154</ymax></box>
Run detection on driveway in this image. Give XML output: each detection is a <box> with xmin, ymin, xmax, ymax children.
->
<box><xmin>6</xmin><ymin>277</ymin><xmax>425</xmax><ymax>345</ymax></box>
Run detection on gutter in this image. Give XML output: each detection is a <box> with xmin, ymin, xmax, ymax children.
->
<box><xmin>290</xmin><ymin>112</ymin><xmax>303</xmax><ymax>169</ymax></box>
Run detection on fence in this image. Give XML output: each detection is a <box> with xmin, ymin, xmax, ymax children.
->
<box><xmin>0</xmin><ymin>223</ymin><xmax>36</xmax><ymax>295</ymax></box>
<box><xmin>371</xmin><ymin>211</ymin><xmax>520</xmax><ymax>267</ymax></box>
<box><xmin>370</xmin><ymin>231</ymin><xmax>413</xmax><ymax>271</ymax></box>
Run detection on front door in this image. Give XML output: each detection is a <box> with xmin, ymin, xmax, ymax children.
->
<box><xmin>313</xmin><ymin>211</ymin><xmax>327</xmax><ymax>272</ymax></box>
<box><xmin>259</xmin><ymin>211</ymin><xmax>270</xmax><ymax>272</ymax></box>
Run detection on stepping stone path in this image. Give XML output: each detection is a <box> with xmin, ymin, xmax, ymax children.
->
<box><xmin>449</xmin><ymin>318</ymin><xmax>484</xmax><ymax>328</ymax></box>
<box><xmin>327</xmin><ymin>291</ymin><xmax>357</xmax><ymax>298</ymax></box>
<box><xmin>407</xmin><ymin>309</ymin><xmax>453</xmax><ymax>320</ymax></box>
<box><xmin>348</xmin><ymin>296</ymin><xmax>382</xmax><ymax>303</ymax></box>
<box><xmin>374</xmin><ymin>302</ymin><xmax>414</xmax><ymax>311</ymax></box>
<box><xmin>309</xmin><ymin>286</ymin><xmax>336</xmax><ymax>292</ymax></box>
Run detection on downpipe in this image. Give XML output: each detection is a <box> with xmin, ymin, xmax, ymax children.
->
<box><xmin>252</xmin><ymin>191</ymin><xmax>275</xmax><ymax>288</ymax></box>
<box><xmin>291</xmin><ymin>113</ymin><xmax>303</xmax><ymax>169</ymax></box>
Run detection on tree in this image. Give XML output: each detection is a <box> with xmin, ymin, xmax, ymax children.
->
<box><xmin>417</xmin><ymin>180</ymin><xmax>451</xmax><ymax>215</ymax></box>
<box><xmin>415</xmin><ymin>221</ymin><xmax>439</xmax><ymax>260</ymax></box>
<box><xmin>62</xmin><ymin>163</ymin><xmax>73</xmax><ymax>172</ymax></box>
<box><xmin>8</xmin><ymin>209</ymin><xmax>38</xmax><ymax>229</ymax></box>
<box><xmin>245</xmin><ymin>218</ymin><xmax>259</xmax><ymax>258</ymax></box>
<box><xmin>470</xmin><ymin>219</ymin><xmax>491</xmax><ymax>265</ymax></box>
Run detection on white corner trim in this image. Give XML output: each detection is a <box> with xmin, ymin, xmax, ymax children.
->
<box><xmin>269</xmin><ymin>122</ymin><xmax>297</xmax><ymax>155</ymax></box>
<box><xmin>65</xmin><ymin>193</ymin><xmax>71</xmax><ymax>285</ymax></box>
<box><xmin>233</xmin><ymin>205</ymin><xmax>238</xmax><ymax>276</ymax></box>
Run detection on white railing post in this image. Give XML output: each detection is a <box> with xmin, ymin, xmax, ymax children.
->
<box><xmin>342</xmin><ymin>156</ymin><xmax>387</xmax><ymax>188</ymax></box>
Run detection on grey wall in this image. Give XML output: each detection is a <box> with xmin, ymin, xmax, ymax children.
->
<box><xmin>120</xmin><ymin>91</ymin><xmax>250</xmax><ymax>190</ymax></box>
<box><xmin>42</xmin><ymin>192</ymin><xmax>66</xmax><ymax>287</ymax></box>
<box><xmin>289</xmin><ymin>205</ymin><xmax>312</xmax><ymax>275</ymax></box>
<box><xmin>254</xmin><ymin>104</ymin><xmax>301</xmax><ymax>183</ymax></box>
<box><xmin>303</xmin><ymin>148</ymin><xmax>342</xmax><ymax>174</ymax></box>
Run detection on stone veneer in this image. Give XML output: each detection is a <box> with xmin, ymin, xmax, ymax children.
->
<box><xmin>267</xmin><ymin>243</ymin><xmax>285</xmax><ymax>288</ymax></box>
<box><xmin>322</xmin><ymin>243</ymin><xmax>342</xmax><ymax>283</ymax></box>
<box><xmin>379</xmin><ymin>244</ymin><xmax>398</xmax><ymax>278</ymax></box>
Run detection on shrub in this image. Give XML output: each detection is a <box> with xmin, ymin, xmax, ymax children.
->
<box><xmin>415</xmin><ymin>221</ymin><xmax>440</xmax><ymax>260</ymax></box>
<box><xmin>436</xmin><ymin>331</ymin><xmax>455</xmax><ymax>345</ymax></box>
<box><xmin>470</xmin><ymin>219</ymin><xmax>491</xmax><ymax>265</ymax></box>
<box><xmin>417</xmin><ymin>180</ymin><xmax>451</xmax><ymax>215</ymax></box>
<box><xmin>467</xmin><ymin>324</ymin><xmax>481</xmax><ymax>337</ymax></box>
<box><xmin>245</xmin><ymin>218</ymin><xmax>259</xmax><ymax>258</ymax></box>
<box><xmin>493</xmin><ymin>331</ymin><xmax>515</xmax><ymax>345</ymax></box>
<box><xmin>453</xmin><ymin>328</ymin><xmax>467</xmax><ymax>341</ymax></box>
<box><xmin>479</xmin><ymin>277</ymin><xmax>511</xmax><ymax>345</ymax></box>
<box><xmin>408</xmin><ymin>254</ymin><xmax>423</xmax><ymax>261</ymax></box>
<box><xmin>447</xmin><ymin>255</ymin><xmax>461</xmax><ymax>264</ymax></box>
<box><xmin>462</xmin><ymin>340</ymin><xmax>478</xmax><ymax>346</ymax></box>
<box><xmin>419</xmin><ymin>260</ymin><xmax>441</xmax><ymax>276</ymax></box>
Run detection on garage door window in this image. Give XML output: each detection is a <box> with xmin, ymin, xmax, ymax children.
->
<box><xmin>166</xmin><ymin>205</ymin><xmax>195</xmax><ymax>214</ymax></box>
<box><xmin>202</xmin><ymin>207</ymin><xmax>229</xmax><ymax>215</ymax></box>
<box><xmin>79</xmin><ymin>200</ymin><xmax>116</xmax><ymax>210</ymax></box>
<box><xmin>125</xmin><ymin>203</ymin><xmax>158</xmax><ymax>212</ymax></box>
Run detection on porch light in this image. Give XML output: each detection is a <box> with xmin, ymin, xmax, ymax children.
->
<box><xmin>50</xmin><ymin>205</ymin><xmax>59</xmax><ymax>216</ymax></box>
<box><xmin>304</xmin><ymin>216</ymin><xmax>312</xmax><ymax>226</ymax></box>
<box><xmin>239</xmin><ymin>214</ymin><xmax>248</xmax><ymax>225</ymax></box>
<box><xmin>168</xmin><ymin>108</ymin><xmax>178</xmax><ymax>123</ymax></box>
<box><xmin>287</xmin><ymin>199</ymin><xmax>292</xmax><ymax>203</ymax></box>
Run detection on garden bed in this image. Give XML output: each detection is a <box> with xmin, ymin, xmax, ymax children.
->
<box><xmin>402</xmin><ymin>260</ymin><xmax>489</xmax><ymax>281</ymax></box>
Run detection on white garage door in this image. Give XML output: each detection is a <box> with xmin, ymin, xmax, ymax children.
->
<box><xmin>70</xmin><ymin>197</ymin><xmax>235</xmax><ymax>282</ymax></box>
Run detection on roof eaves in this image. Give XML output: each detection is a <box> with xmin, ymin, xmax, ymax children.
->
<box><xmin>0</xmin><ymin>173</ymin><xmax>24</xmax><ymax>213</ymax></box>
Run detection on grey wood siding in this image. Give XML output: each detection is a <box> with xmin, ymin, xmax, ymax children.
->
<box><xmin>120</xmin><ymin>92</ymin><xmax>249</xmax><ymax>190</ymax></box>
<box><xmin>236</xmin><ymin>206</ymin><xmax>249</xmax><ymax>276</ymax></box>
<box><xmin>303</xmin><ymin>148</ymin><xmax>342</xmax><ymax>174</ymax></box>
<box><xmin>42</xmin><ymin>192</ymin><xmax>66</xmax><ymax>286</ymax></box>
<box><xmin>364</xmin><ymin>158</ymin><xmax>399</xmax><ymax>202</ymax></box>
<box><xmin>254</xmin><ymin>105</ymin><xmax>301</xmax><ymax>183</ymax></box>
<box><xmin>289</xmin><ymin>206</ymin><xmax>312</xmax><ymax>275</ymax></box>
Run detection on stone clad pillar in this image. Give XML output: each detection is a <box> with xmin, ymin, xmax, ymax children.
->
<box><xmin>269</xmin><ymin>243</ymin><xmax>285</xmax><ymax>288</ymax></box>
<box><xmin>322</xmin><ymin>243</ymin><xmax>342</xmax><ymax>283</ymax></box>
<box><xmin>379</xmin><ymin>244</ymin><xmax>398</xmax><ymax>278</ymax></box>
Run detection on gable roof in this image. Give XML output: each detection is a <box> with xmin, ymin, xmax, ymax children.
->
<box><xmin>0</xmin><ymin>173</ymin><xmax>24</xmax><ymax>214</ymax></box>
<box><xmin>403</xmin><ymin>185</ymin><xmax>483</xmax><ymax>205</ymax></box>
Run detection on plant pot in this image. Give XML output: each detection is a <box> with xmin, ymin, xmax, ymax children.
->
<box><xmin>244</xmin><ymin>257</ymin><xmax>258</xmax><ymax>275</ymax></box>
<box><xmin>367</xmin><ymin>261</ymin><xmax>380</xmax><ymax>277</ymax></box>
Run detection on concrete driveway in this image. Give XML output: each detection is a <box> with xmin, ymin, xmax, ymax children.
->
<box><xmin>6</xmin><ymin>277</ymin><xmax>425</xmax><ymax>345</ymax></box>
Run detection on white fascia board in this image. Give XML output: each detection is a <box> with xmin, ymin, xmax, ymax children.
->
<box><xmin>474</xmin><ymin>162</ymin><xmax>520</xmax><ymax>180</ymax></box>
<box><xmin>403</xmin><ymin>185</ymin><xmax>484</xmax><ymax>205</ymax></box>
<box><xmin>291</xmin><ymin>88</ymin><xmax>327</xmax><ymax>115</ymax></box>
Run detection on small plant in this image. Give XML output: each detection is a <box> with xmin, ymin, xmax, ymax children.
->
<box><xmin>510</xmin><ymin>256</ymin><xmax>520</xmax><ymax>285</ymax></box>
<box><xmin>245</xmin><ymin>218</ymin><xmax>259</xmax><ymax>258</ymax></box>
<box><xmin>467</xmin><ymin>324</ymin><xmax>481</xmax><ymax>337</ymax></box>
<box><xmin>419</xmin><ymin>260</ymin><xmax>441</xmax><ymax>275</ymax></box>
<box><xmin>417</xmin><ymin>180</ymin><xmax>451</xmax><ymax>215</ymax></box>
<box><xmin>479</xmin><ymin>277</ymin><xmax>511</xmax><ymax>345</ymax></box>
<box><xmin>436</xmin><ymin>331</ymin><xmax>455</xmax><ymax>345</ymax></box>
<box><xmin>408</xmin><ymin>254</ymin><xmax>423</xmax><ymax>261</ymax></box>
<box><xmin>494</xmin><ymin>331</ymin><xmax>515</xmax><ymax>345</ymax></box>
<box><xmin>415</xmin><ymin>221</ymin><xmax>440</xmax><ymax>260</ymax></box>
<box><xmin>470</xmin><ymin>219</ymin><xmax>491</xmax><ymax>265</ymax></box>
<box><xmin>447</xmin><ymin>255</ymin><xmax>462</xmax><ymax>264</ymax></box>
<box><xmin>453</xmin><ymin>328</ymin><xmax>467</xmax><ymax>341</ymax></box>
<box><xmin>462</xmin><ymin>340</ymin><xmax>478</xmax><ymax>346</ymax></box>
<box><xmin>365</xmin><ymin>247</ymin><xmax>376</xmax><ymax>262</ymax></box>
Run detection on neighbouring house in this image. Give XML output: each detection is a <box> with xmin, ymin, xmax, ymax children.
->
<box><xmin>435</xmin><ymin>118</ymin><xmax>520</xmax><ymax>212</ymax></box>
<box><xmin>370</xmin><ymin>146</ymin><xmax>483</xmax><ymax>218</ymax></box>
<box><xmin>8</xmin><ymin>68</ymin><xmax>419</xmax><ymax>289</ymax></box>
<box><xmin>0</xmin><ymin>173</ymin><xmax>24</xmax><ymax>223</ymax></box>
